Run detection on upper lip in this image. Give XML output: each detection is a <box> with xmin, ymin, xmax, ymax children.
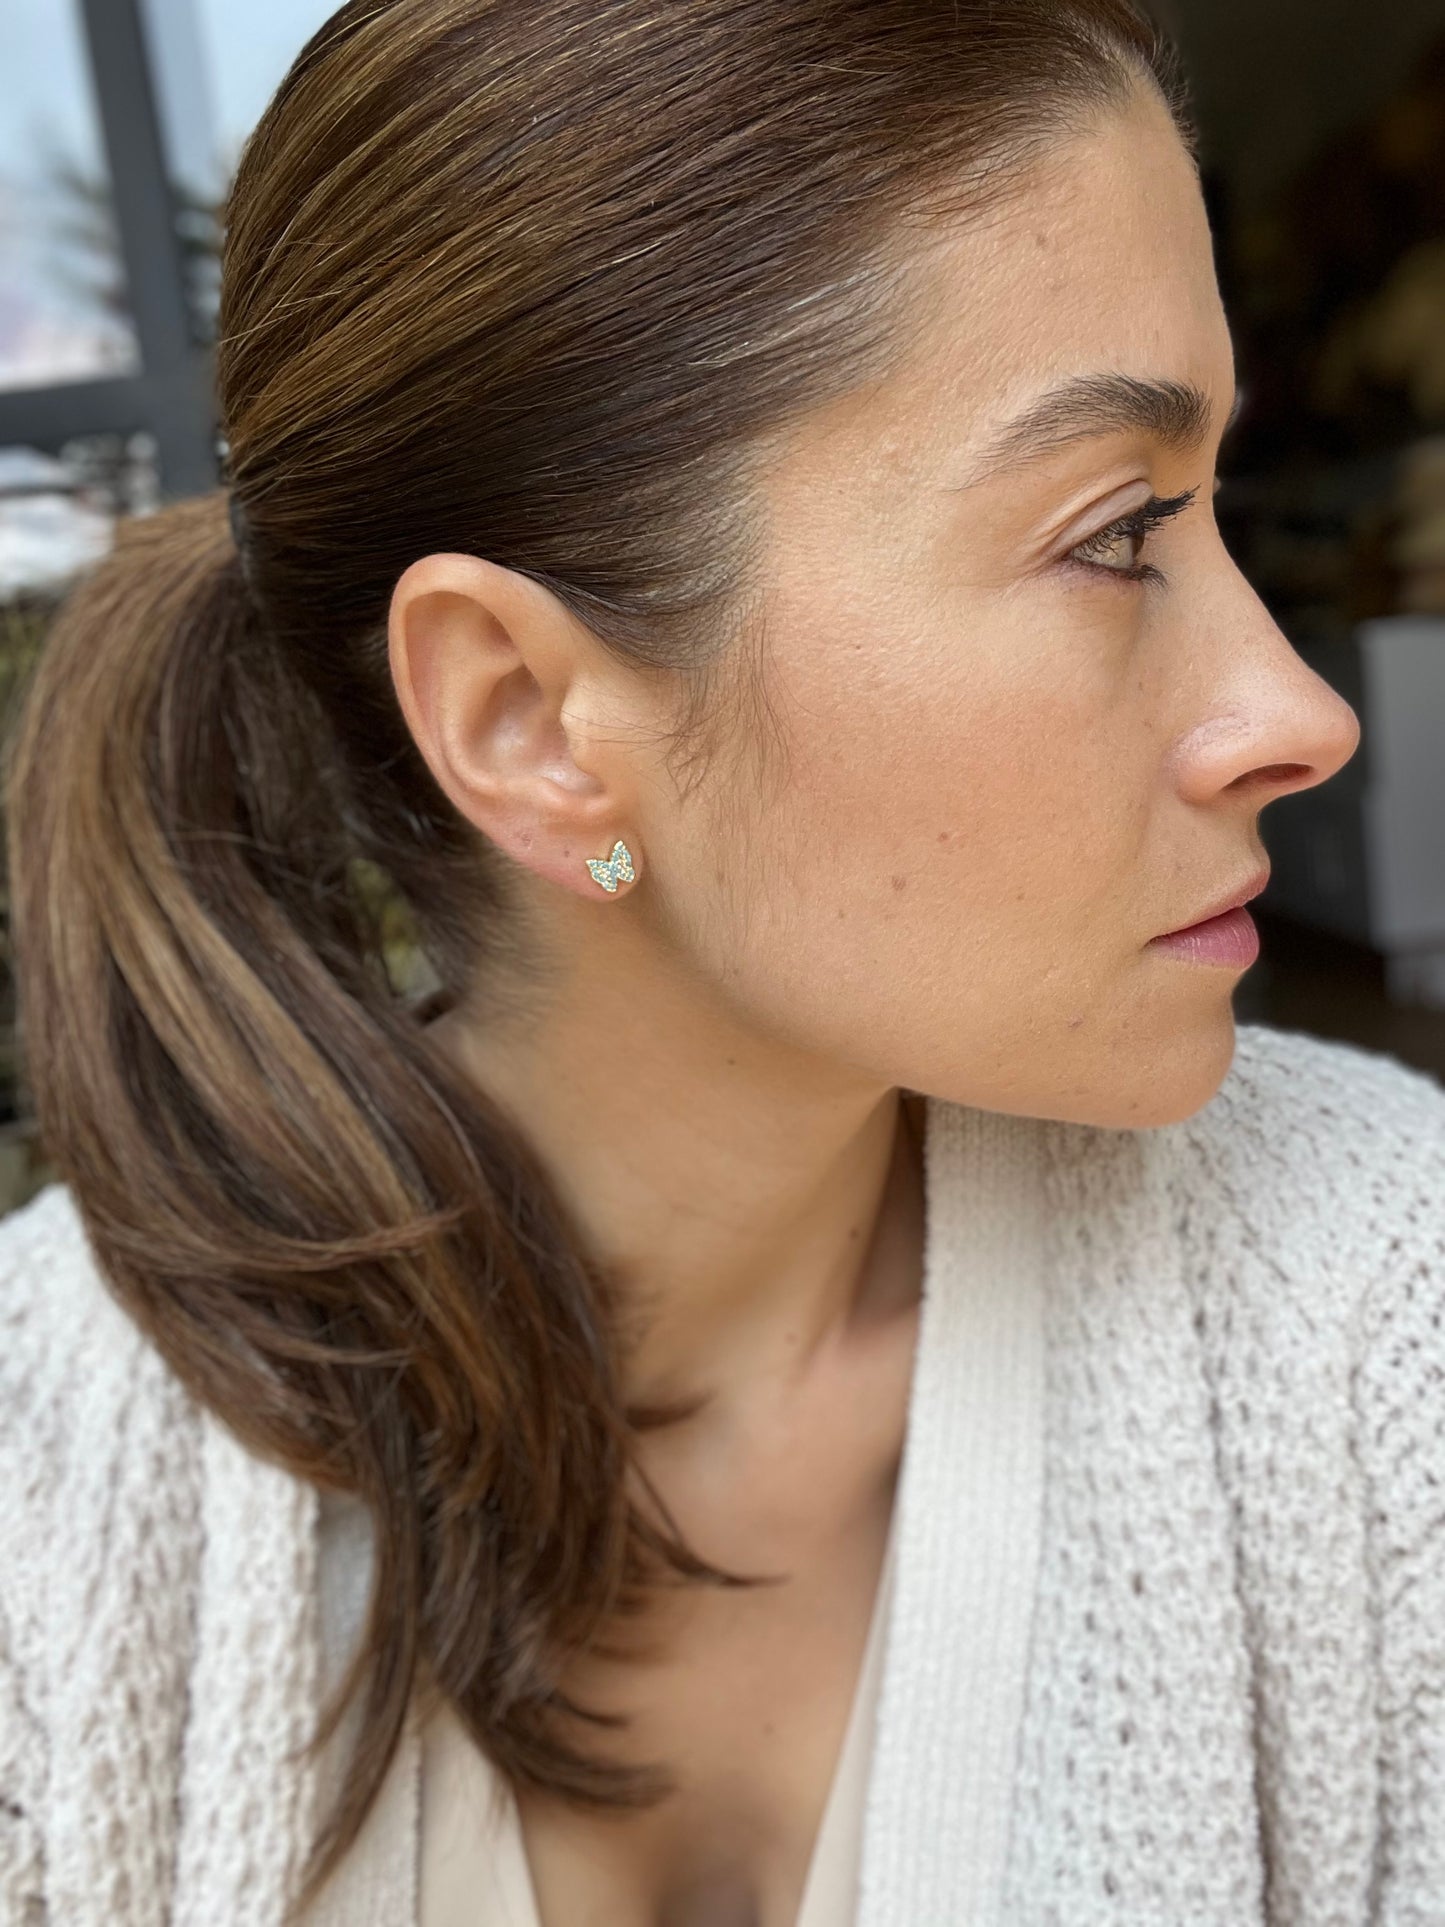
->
<box><xmin>1160</xmin><ymin>865</ymin><xmax>1271</xmax><ymax>935</ymax></box>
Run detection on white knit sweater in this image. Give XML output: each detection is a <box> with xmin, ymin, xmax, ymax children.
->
<box><xmin>2</xmin><ymin>1021</ymin><xmax>1443</xmax><ymax>1926</ymax></box>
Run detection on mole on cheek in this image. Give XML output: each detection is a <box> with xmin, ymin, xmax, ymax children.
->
<box><xmin>891</xmin><ymin>875</ymin><xmax>907</xmax><ymax>892</ymax></box>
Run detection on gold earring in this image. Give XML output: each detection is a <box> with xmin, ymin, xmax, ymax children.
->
<box><xmin>585</xmin><ymin>838</ymin><xmax>636</xmax><ymax>894</ymax></box>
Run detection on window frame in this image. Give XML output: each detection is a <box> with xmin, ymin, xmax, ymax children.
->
<box><xmin>0</xmin><ymin>0</ymin><xmax>217</xmax><ymax>497</ymax></box>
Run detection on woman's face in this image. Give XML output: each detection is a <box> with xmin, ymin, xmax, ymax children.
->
<box><xmin>642</xmin><ymin>82</ymin><xmax>1360</xmax><ymax>1130</ymax></box>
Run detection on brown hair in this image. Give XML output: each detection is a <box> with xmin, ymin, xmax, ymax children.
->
<box><xmin>3</xmin><ymin>0</ymin><xmax>1193</xmax><ymax>1909</ymax></box>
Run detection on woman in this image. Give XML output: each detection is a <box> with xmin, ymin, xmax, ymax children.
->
<box><xmin>1</xmin><ymin>1</ymin><xmax>1441</xmax><ymax>1922</ymax></box>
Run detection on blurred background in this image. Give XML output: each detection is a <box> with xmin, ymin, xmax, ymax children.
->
<box><xmin>0</xmin><ymin>0</ymin><xmax>1442</xmax><ymax>1213</ymax></box>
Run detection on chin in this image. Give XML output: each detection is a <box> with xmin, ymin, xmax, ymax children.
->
<box><xmin>907</xmin><ymin>990</ymin><xmax>1243</xmax><ymax>1132</ymax></box>
<box><xmin>1088</xmin><ymin>1009</ymin><xmax>1241</xmax><ymax>1131</ymax></box>
<box><xmin>977</xmin><ymin>1006</ymin><xmax>1241</xmax><ymax>1133</ymax></box>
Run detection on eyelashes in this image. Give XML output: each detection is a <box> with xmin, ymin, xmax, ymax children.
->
<box><xmin>1066</xmin><ymin>485</ymin><xmax>1200</xmax><ymax>588</ymax></box>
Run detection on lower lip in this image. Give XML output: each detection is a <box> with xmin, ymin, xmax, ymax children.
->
<box><xmin>1148</xmin><ymin>904</ymin><xmax>1260</xmax><ymax>968</ymax></box>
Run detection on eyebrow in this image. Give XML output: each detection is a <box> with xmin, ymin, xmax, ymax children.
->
<box><xmin>946</xmin><ymin>372</ymin><xmax>1244</xmax><ymax>491</ymax></box>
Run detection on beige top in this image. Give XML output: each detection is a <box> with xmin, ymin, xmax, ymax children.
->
<box><xmin>419</xmin><ymin>1496</ymin><xmax>901</xmax><ymax>1927</ymax></box>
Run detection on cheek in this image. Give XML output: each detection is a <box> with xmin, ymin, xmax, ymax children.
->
<box><xmin>664</xmin><ymin>534</ymin><xmax>1236</xmax><ymax>1127</ymax></box>
<box><xmin>699</xmin><ymin>600</ymin><xmax>1178</xmax><ymax>1093</ymax></box>
<box><xmin>724</xmin><ymin>601</ymin><xmax>1163</xmax><ymax>1040</ymax></box>
<box><xmin>772</xmin><ymin>606</ymin><xmax>1131</xmax><ymax>945</ymax></box>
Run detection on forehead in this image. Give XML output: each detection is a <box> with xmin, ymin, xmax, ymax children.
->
<box><xmin>798</xmin><ymin>87</ymin><xmax>1233</xmax><ymax>489</ymax></box>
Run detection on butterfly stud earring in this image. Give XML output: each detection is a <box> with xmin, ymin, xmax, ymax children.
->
<box><xmin>585</xmin><ymin>838</ymin><xmax>636</xmax><ymax>894</ymax></box>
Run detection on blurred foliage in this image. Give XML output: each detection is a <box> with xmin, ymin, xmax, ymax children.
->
<box><xmin>346</xmin><ymin>856</ymin><xmax>440</xmax><ymax>1003</ymax></box>
<box><xmin>0</xmin><ymin>595</ymin><xmax>54</xmax><ymax>751</ymax></box>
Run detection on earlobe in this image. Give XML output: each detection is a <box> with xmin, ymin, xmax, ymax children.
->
<box><xmin>583</xmin><ymin>838</ymin><xmax>638</xmax><ymax>894</ymax></box>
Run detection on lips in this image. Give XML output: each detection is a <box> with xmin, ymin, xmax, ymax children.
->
<box><xmin>1161</xmin><ymin>865</ymin><xmax>1271</xmax><ymax>936</ymax></box>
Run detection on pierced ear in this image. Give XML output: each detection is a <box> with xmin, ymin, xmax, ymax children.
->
<box><xmin>581</xmin><ymin>837</ymin><xmax>639</xmax><ymax>894</ymax></box>
<box><xmin>387</xmin><ymin>552</ymin><xmax>641</xmax><ymax>900</ymax></box>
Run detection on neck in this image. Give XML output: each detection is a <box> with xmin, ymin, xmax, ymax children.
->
<box><xmin>423</xmin><ymin>949</ymin><xmax>926</xmax><ymax>1423</ymax></box>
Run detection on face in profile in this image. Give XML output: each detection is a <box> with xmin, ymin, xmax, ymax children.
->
<box><xmin>396</xmin><ymin>80</ymin><xmax>1362</xmax><ymax>1137</ymax></box>
<box><xmin>630</xmin><ymin>81</ymin><xmax>1361</xmax><ymax>1131</ymax></box>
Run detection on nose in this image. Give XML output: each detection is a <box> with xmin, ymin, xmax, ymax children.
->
<box><xmin>1178</xmin><ymin>563</ymin><xmax>1363</xmax><ymax>809</ymax></box>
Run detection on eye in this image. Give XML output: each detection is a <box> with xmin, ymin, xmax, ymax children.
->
<box><xmin>1065</xmin><ymin>486</ymin><xmax>1198</xmax><ymax>587</ymax></box>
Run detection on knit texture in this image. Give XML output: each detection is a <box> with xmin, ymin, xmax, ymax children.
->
<box><xmin>1</xmin><ymin>1021</ymin><xmax>1442</xmax><ymax>1925</ymax></box>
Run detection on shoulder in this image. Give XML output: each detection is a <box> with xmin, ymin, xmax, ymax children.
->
<box><xmin>1165</xmin><ymin>1021</ymin><xmax>1445</xmax><ymax>1329</ymax></box>
<box><xmin>0</xmin><ymin>1181</ymin><xmax>207</xmax><ymax>1683</ymax></box>
<box><xmin>0</xmin><ymin>1178</ymin><xmax>204</xmax><ymax>1494</ymax></box>
<box><xmin>1026</xmin><ymin>1021</ymin><xmax>1444</xmax><ymax>1325</ymax></box>
<box><xmin>1029</xmin><ymin>1019</ymin><xmax>1444</xmax><ymax>1417</ymax></box>
<box><xmin>1192</xmin><ymin>1018</ymin><xmax>1445</xmax><ymax>1182</ymax></box>
<box><xmin>1179</xmin><ymin>1034</ymin><xmax>1445</xmax><ymax>1890</ymax></box>
<box><xmin>0</xmin><ymin>1179</ymin><xmax>155</xmax><ymax>1431</ymax></box>
<box><xmin>0</xmin><ymin>1187</ymin><xmax>329</xmax><ymax>1919</ymax></box>
<box><xmin>1154</xmin><ymin>1025</ymin><xmax>1445</xmax><ymax>1570</ymax></box>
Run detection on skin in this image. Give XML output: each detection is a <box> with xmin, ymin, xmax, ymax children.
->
<box><xmin>390</xmin><ymin>80</ymin><xmax>1360</xmax><ymax>1926</ymax></box>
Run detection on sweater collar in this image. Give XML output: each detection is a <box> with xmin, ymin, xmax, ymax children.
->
<box><xmin>856</xmin><ymin>1096</ymin><xmax>1050</xmax><ymax>1922</ymax></box>
<box><xmin>174</xmin><ymin>1093</ymin><xmax>1055</xmax><ymax>1925</ymax></box>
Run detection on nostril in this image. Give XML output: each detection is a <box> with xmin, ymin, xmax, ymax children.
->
<box><xmin>1227</xmin><ymin>763</ymin><xmax>1309</xmax><ymax>793</ymax></box>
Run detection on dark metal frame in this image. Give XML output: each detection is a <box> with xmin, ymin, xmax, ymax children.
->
<box><xmin>0</xmin><ymin>0</ymin><xmax>218</xmax><ymax>497</ymax></box>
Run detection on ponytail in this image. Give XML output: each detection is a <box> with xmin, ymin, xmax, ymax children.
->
<box><xmin>2</xmin><ymin>0</ymin><xmax>1191</xmax><ymax>1904</ymax></box>
<box><xmin>2</xmin><ymin>491</ymin><xmax>730</xmax><ymax>1910</ymax></box>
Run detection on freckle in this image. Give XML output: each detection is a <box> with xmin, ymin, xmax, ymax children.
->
<box><xmin>890</xmin><ymin>874</ymin><xmax>907</xmax><ymax>892</ymax></box>
<box><xmin>936</xmin><ymin>830</ymin><xmax>950</xmax><ymax>843</ymax></box>
<box><xmin>837</xmin><ymin>907</ymin><xmax>845</xmax><ymax>918</ymax></box>
<box><xmin>714</xmin><ymin>870</ymin><xmax>724</xmax><ymax>885</ymax></box>
<box><xmin>725</xmin><ymin>1056</ymin><xmax>736</xmax><ymax>1066</ymax></box>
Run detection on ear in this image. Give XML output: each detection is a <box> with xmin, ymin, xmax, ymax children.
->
<box><xmin>387</xmin><ymin>551</ymin><xmax>642</xmax><ymax>897</ymax></box>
